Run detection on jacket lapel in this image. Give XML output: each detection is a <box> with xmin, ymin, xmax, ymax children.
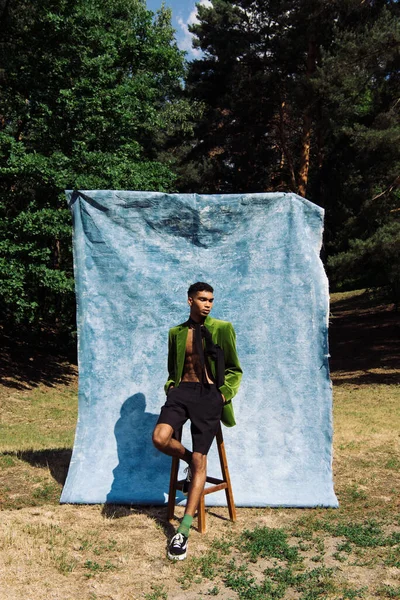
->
<box><xmin>204</xmin><ymin>316</ymin><xmax>217</xmax><ymax>379</ymax></box>
<box><xmin>204</xmin><ymin>315</ymin><xmax>215</xmax><ymax>331</ymax></box>
<box><xmin>176</xmin><ymin>324</ymin><xmax>188</xmax><ymax>384</ymax></box>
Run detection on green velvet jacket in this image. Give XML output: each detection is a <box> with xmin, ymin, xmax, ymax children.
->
<box><xmin>164</xmin><ymin>315</ymin><xmax>243</xmax><ymax>426</ymax></box>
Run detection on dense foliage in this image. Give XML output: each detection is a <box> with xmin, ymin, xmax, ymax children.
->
<box><xmin>0</xmin><ymin>0</ymin><xmax>190</xmax><ymax>329</ymax></box>
<box><xmin>178</xmin><ymin>0</ymin><xmax>399</xmax><ymax>299</ymax></box>
<box><xmin>1</xmin><ymin>0</ymin><xmax>399</xmax><ymax>333</ymax></box>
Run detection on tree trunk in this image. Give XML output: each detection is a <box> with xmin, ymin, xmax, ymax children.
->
<box><xmin>54</xmin><ymin>238</ymin><xmax>61</xmax><ymax>269</ymax></box>
<box><xmin>298</xmin><ymin>113</ymin><xmax>312</xmax><ymax>197</ymax></box>
<box><xmin>297</xmin><ymin>36</ymin><xmax>317</xmax><ymax>198</ymax></box>
<box><xmin>278</xmin><ymin>99</ymin><xmax>297</xmax><ymax>192</ymax></box>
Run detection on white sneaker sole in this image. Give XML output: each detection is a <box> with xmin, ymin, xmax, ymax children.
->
<box><xmin>167</xmin><ymin>550</ymin><xmax>187</xmax><ymax>561</ymax></box>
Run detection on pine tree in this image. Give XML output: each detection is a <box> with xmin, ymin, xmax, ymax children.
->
<box><xmin>179</xmin><ymin>0</ymin><xmax>399</xmax><ymax>297</ymax></box>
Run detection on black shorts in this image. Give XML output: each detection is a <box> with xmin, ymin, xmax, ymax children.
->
<box><xmin>156</xmin><ymin>382</ymin><xmax>224</xmax><ymax>455</ymax></box>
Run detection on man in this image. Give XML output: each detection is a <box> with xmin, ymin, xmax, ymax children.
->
<box><xmin>152</xmin><ymin>282</ymin><xmax>242</xmax><ymax>560</ymax></box>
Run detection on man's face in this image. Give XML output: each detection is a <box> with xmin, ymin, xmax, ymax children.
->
<box><xmin>188</xmin><ymin>290</ymin><xmax>214</xmax><ymax>320</ymax></box>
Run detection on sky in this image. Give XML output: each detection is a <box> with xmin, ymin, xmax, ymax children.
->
<box><xmin>145</xmin><ymin>0</ymin><xmax>211</xmax><ymax>59</ymax></box>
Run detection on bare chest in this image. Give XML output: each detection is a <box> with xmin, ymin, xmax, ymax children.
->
<box><xmin>185</xmin><ymin>328</ymin><xmax>197</xmax><ymax>357</ymax></box>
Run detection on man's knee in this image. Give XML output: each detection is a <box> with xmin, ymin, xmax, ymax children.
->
<box><xmin>152</xmin><ymin>424</ymin><xmax>172</xmax><ymax>450</ymax></box>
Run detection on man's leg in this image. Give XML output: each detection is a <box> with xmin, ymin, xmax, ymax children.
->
<box><xmin>152</xmin><ymin>423</ymin><xmax>192</xmax><ymax>465</ymax></box>
<box><xmin>182</xmin><ymin>452</ymin><xmax>207</xmax><ymax>517</ymax></box>
<box><xmin>167</xmin><ymin>451</ymin><xmax>207</xmax><ymax>560</ymax></box>
<box><xmin>153</xmin><ymin>423</ymin><xmax>200</xmax><ymax>561</ymax></box>
<box><xmin>172</xmin><ymin>385</ymin><xmax>224</xmax><ymax>543</ymax></box>
<box><xmin>175</xmin><ymin>452</ymin><xmax>206</xmax><ymax>539</ymax></box>
<box><xmin>156</xmin><ymin>383</ymin><xmax>221</xmax><ymax>560</ymax></box>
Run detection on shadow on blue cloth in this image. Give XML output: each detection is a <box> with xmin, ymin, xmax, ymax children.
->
<box><xmin>106</xmin><ymin>393</ymin><xmax>183</xmax><ymax>505</ymax></box>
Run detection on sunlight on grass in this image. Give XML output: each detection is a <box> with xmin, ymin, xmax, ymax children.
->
<box><xmin>0</xmin><ymin>385</ymin><xmax>77</xmax><ymax>452</ymax></box>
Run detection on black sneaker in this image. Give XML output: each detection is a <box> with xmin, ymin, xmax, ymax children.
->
<box><xmin>182</xmin><ymin>466</ymin><xmax>192</xmax><ymax>496</ymax></box>
<box><xmin>168</xmin><ymin>532</ymin><xmax>188</xmax><ymax>560</ymax></box>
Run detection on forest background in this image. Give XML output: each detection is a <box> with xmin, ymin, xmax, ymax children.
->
<box><xmin>0</xmin><ymin>0</ymin><xmax>399</xmax><ymax>339</ymax></box>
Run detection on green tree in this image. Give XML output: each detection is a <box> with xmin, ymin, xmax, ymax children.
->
<box><xmin>179</xmin><ymin>0</ymin><xmax>399</xmax><ymax>296</ymax></box>
<box><xmin>314</xmin><ymin>2</ymin><xmax>400</xmax><ymax>295</ymax></box>
<box><xmin>328</xmin><ymin>221</ymin><xmax>400</xmax><ymax>306</ymax></box>
<box><xmin>0</xmin><ymin>0</ymin><xmax>189</xmax><ymax>330</ymax></box>
<box><xmin>181</xmin><ymin>0</ymin><xmax>339</xmax><ymax>194</ymax></box>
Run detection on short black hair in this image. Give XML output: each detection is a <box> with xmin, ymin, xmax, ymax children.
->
<box><xmin>187</xmin><ymin>282</ymin><xmax>214</xmax><ymax>296</ymax></box>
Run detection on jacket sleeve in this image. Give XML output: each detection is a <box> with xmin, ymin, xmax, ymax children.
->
<box><xmin>164</xmin><ymin>329</ymin><xmax>175</xmax><ymax>394</ymax></box>
<box><xmin>218</xmin><ymin>323</ymin><xmax>243</xmax><ymax>402</ymax></box>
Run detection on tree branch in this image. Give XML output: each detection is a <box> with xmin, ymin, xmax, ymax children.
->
<box><xmin>370</xmin><ymin>175</ymin><xmax>400</xmax><ymax>203</ymax></box>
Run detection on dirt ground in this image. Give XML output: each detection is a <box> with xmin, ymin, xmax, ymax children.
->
<box><xmin>0</xmin><ymin>288</ymin><xmax>399</xmax><ymax>599</ymax></box>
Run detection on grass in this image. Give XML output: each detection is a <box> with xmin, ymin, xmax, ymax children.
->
<box><xmin>0</xmin><ymin>384</ymin><xmax>77</xmax><ymax>451</ymax></box>
<box><xmin>377</xmin><ymin>585</ymin><xmax>400</xmax><ymax>598</ymax></box>
<box><xmin>238</xmin><ymin>526</ymin><xmax>299</xmax><ymax>563</ymax></box>
<box><xmin>144</xmin><ymin>585</ymin><xmax>168</xmax><ymax>600</ymax></box>
<box><xmin>83</xmin><ymin>559</ymin><xmax>118</xmax><ymax>577</ymax></box>
<box><xmin>0</xmin><ymin>288</ymin><xmax>399</xmax><ymax>599</ymax></box>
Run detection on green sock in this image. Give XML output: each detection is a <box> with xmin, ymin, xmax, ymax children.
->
<box><xmin>177</xmin><ymin>514</ymin><xmax>193</xmax><ymax>537</ymax></box>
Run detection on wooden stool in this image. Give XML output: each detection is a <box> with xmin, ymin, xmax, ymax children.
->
<box><xmin>167</xmin><ymin>424</ymin><xmax>237</xmax><ymax>533</ymax></box>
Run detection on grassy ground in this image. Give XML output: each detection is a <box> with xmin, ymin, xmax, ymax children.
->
<box><xmin>0</xmin><ymin>288</ymin><xmax>399</xmax><ymax>599</ymax></box>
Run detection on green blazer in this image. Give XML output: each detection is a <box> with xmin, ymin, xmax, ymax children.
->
<box><xmin>164</xmin><ymin>315</ymin><xmax>243</xmax><ymax>427</ymax></box>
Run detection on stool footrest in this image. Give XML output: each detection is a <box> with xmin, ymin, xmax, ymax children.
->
<box><xmin>176</xmin><ymin>477</ymin><xmax>225</xmax><ymax>491</ymax></box>
<box><xmin>205</xmin><ymin>476</ymin><xmax>223</xmax><ymax>485</ymax></box>
<box><xmin>176</xmin><ymin>475</ymin><xmax>223</xmax><ymax>488</ymax></box>
<box><xmin>203</xmin><ymin>482</ymin><xmax>228</xmax><ymax>495</ymax></box>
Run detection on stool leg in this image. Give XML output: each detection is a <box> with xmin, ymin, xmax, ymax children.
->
<box><xmin>167</xmin><ymin>428</ymin><xmax>182</xmax><ymax>523</ymax></box>
<box><xmin>197</xmin><ymin>494</ymin><xmax>206</xmax><ymax>533</ymax></box>
<box><xmin>167</xmin><ymin>455</ymin><xmax>180</xmax><ymax>522</ymax></box>
<box><xmin>216</xmin><ymin>425</ymin><xmax>237</xmax><ymax>523</ymax></box>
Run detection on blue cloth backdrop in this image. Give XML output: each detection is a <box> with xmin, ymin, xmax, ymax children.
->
<box><xmin>60</xmin><ymin>190</ymin><xmax>338</xmax><ymax>508</ymax></box>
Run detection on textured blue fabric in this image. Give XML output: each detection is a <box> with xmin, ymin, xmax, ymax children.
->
<box><xmin>61</xmin><ymin>190</ymin><xmax>338</xmax><ymax>507</ymax></box>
